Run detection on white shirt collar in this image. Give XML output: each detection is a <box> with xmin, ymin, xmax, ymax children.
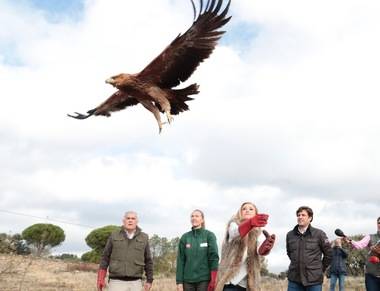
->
<box><xmin>125</xmin><ymin>229</ymin><xmax>136</xmax><ymax>239</ymax></box>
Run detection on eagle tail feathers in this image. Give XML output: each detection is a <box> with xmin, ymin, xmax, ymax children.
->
<box><xmin>169</xmin><ymin>83</ymin><xmax>199</xmax><ymax>114</ymax></box>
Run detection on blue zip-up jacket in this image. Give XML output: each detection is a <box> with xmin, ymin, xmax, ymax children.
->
<box><xmin>330</xmin><ymin>246</ymin><xmax>348</xmax><ymax>275</ymax></box>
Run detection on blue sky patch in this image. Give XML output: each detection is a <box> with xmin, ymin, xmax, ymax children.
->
<box><xmin>221</xmin><ymin>21</ymin><xmax>260</xmax><ymax>54</ymax></box>
<box><xmin>0</xmin><ymin>43</ymin><xmax>24</xmax><ymax>67</ymax></box>
<box><xmin>24</xmin><ymin>0</ymin><xmax>85</xmax><ymax>23</ymax></box>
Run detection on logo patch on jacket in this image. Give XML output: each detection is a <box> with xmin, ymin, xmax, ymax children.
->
<box><xmin>200</xmin><ymin>242</ymin><xmax>208</xmax><ymax>247</ymax></box>
<box><xmin>186</xmin><ymin>243</ymin><xmax>191</xmax><ymax>248</ymax></box>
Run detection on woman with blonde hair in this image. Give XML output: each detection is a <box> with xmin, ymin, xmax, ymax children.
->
<box><xmin>176</xmin><ymin>209</ymin><xmax>219</xmax><ymax>291</ymax></box>
<box><xmin>215</xmin><ymin>202</ymin><xmax>276</xmax><ymax>291</ymax></box>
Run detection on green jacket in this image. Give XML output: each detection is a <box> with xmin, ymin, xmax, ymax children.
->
<box><xmin>176</xmin><ymin>227</ymin><xmax>219</xmax><ymax>284</ymax></box>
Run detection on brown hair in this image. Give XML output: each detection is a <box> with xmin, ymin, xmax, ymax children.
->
<box><xmin>296</xmin><ymin>206</ymin><xmax>313</xmax><ymax>222</ymax></box>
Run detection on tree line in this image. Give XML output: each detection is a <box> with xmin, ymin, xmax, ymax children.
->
<box><xmin>0</xmin><ymin>224</ymin><xmax>180</xmax><ymax>275</ymax></box>
<box><xmin>0</xmin><ymin>223</ymin><xmax>369</xmax><ymax>276</ymax></box>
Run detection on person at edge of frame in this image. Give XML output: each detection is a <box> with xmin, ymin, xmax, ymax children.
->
<box><xmin>344</xmin><ymin>216</ymin><xmax>380</xmax><ymax>291</ymax></box>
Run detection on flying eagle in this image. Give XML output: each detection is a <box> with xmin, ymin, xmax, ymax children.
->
<box><xmin>68</xmin><ymin>0</ymin><xmax>231</xmax><ymax>133</ymax></box>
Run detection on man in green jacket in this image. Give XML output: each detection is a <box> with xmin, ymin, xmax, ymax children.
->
<box><xmin>176</xmin><ymin>209</ymin><xmax>219</xmax><ymax>291</ymax></box>
<box><xmin>97</xmin><ymin>211</ymin><xmax>153</xmax><ymax>291</ymax></box>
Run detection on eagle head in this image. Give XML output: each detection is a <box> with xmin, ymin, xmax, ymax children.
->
<box><xmin>105</xmin><ymin>73</ymin><xmax>133</xmax><ymax>88</ymax></box>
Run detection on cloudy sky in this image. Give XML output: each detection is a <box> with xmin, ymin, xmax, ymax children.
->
<box><xmin>1</xmin><ymin>0</ymin><xmax>380</xmax><ymax>273</ymax></box>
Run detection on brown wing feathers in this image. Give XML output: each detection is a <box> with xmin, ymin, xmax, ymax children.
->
<box><xmin>67</xmin><ymin>91</ymin><xmax>138</xmax><ymax>119</ymax></box>
<box><xmin>138</xmin><ymin>0</ymin><xmax>231</xmax><ymax>88</ymax></box>
<box><xmin>94</xmin><ymin>91</ymin><xmax>139</xmax><ymax>116</ymax></box>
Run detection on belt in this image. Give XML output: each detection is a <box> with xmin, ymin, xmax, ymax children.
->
<box><xmin>109</xmin><ymin>276</ymin><xmax>141</xmax><ymax>281</ymax></box>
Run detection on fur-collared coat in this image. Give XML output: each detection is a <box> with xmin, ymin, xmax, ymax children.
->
<box><xmin>215</xmin><ymin>219</ymin><xmax>262</xmax><ymax>291</ymax></box>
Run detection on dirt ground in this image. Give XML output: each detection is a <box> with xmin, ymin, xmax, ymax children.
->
<box><xmin>0</xmin><ymin>254</ymin><xmax>366</xmax><ymax>291</ymax></box>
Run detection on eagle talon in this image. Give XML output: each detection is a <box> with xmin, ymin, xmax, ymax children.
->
<box><xmin>159</xmin><ymin>124</ymin><xmax>165</xmax><ymax>134</ymax></box>
<box><xmin>166</xmin><ymin>113</ymin><xmax>174</xmax><ymax>124</ymax></box>
<box><xmin>67</xmin><ymin>112</ymin><xmax>90</xmax><ymax>119</ymax></box>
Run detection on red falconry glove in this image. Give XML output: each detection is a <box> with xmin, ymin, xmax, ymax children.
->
<box><xmin>207</xmin><ymin>270</ymin><xmax>217</xmax><ymax>291</ymax></box>
<box><xmin>97</xmin><ymin>269</ymin><xmax>107</xmax><ymax>291</ymax></box>
<box><xmin>369</xmin><ymin>256</ymin><xmax>380</xmax><ymax>264</ymax></box>
<box><xmin>238</xmin><ymin>214</ymin><xmax>269</xmax><ymax>237</ymax></box>
<box><xmin>258</xmin><ymin>230</ymin><xmax>276</xmax><ymax>256</ymax></box>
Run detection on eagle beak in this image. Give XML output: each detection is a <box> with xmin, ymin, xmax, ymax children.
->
<box><xmin>105</xmin><ymin>78</ymin><xmax>115</xmax><ymax>85</ymax></box>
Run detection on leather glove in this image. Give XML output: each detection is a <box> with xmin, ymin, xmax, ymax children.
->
<box><xmin>369</xmin><ymin>256</ymin><xmax>380</xmax><ymax>264</ymax></box>
<box><xmin>207</xmin><ymin>270</ymin><xmax>217</xmax><ymax>291</ymax></box>
<box><xmin>238</xmin><ymin>214</ymin><xmax>269</xmax><ymax>237</ymax></box>
<box><xmin>251</xmin><ymin>214</ymin><xmax>269</xmax><ymax>227</ymax></box>
<box><xmin>97</xmin><ymin>269</ymin><xmax>107</xmax><ymax>291</ymax></box>
<box><xmin>258</xmin><ymin>229</ymin><xmax>276</xmax><ymax>256</ymax></box>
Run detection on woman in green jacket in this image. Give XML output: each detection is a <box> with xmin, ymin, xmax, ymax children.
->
<box><xmin>176</xmin><ymin>209</ymin><xmax>219</xmax><ymax>291</ymax></box>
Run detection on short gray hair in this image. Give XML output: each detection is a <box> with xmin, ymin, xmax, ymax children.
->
<box><xmin>124</xmin><ymin>211</ymin><xmax>138</xmax><ymax>219</ymax></box>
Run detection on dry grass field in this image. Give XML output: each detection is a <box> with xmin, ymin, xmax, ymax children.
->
<box><xmin>0</xmin><ymin>254</ymin><xmax>366</xmax><ymax>291</ymax></box>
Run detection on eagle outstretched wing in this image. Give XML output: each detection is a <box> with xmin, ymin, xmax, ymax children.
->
<box><xmin>137</xmin><ymin>0</ymin><xmax>231</xmax><ymax>89</ymax></box>
<box><xmin>67</xmin><ymin>91</ymin><xmax>139</xmax><ymax>119</ymax></box>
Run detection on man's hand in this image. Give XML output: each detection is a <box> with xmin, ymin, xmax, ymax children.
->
<box><xmin>177</xmin><ymin>284</ymin><xmax>184</xmax><ymax>291</ymax></box>
<box><xmin>342</xmin><ymin>237</ymin><xmax>352</xmax><ymax>244</ymax></box>
<box><xmin>144</xmin><ymin>282</ymin><xmax>152</xmax><ymax>291</ymax></box>
<box><xmin>250</xmin><ymin>214</ymin><xmax>269</xmax><ymax>228</ymax></box>
<box><xmin>258</xmin><ymin>230</ymin><xmax>276</xmax><ymax>256</ymax></box>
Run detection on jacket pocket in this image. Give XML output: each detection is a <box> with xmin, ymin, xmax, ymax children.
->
<box><xmin>305</xmin><ymin>265</ymin><xmax>323</xmax><ymax>283</ymax></box>
<box><xmin>305</xmin><ymin>240</ymin><xmax>319</xmax><ymax>250</ymax></box>
<box><xmin>288</xmin><ymin>245</ymin><xmax>297</xmax><ymax>262</ymax></box>
<box><xmin>112</xmin><ymin>237</ymin><xmax>125</xmax><ymax>249</ymax></box>
<box><xmin>135</xmin><ymin>237</ymin><xmax>146</xmax><ymax>250</ymax></box>
<box><xmin>134</xmin><ymin>243</ymin><xmax>145</xmax><ymax>251</ymax></box>
<box><xmin>109</xmin><ymin>260</ymin><xmax>124</xmax><ymax>276</ymax></box>
<box><xmin>133</xmin><ymin>260</ymin><xmax>145</xmax><ymax>276</ymax></box>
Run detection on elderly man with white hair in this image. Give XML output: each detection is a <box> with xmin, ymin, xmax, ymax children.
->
<box><xmin>97</xmin><ymin>211</ymin><xmax>154</xmax><ymax>291</ymax></box>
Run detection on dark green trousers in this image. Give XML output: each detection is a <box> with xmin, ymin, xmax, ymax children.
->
<box><xmin>184</xmin><ymin>281</ymin><xmax>209</xmax><ymax>291</ymax></box>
